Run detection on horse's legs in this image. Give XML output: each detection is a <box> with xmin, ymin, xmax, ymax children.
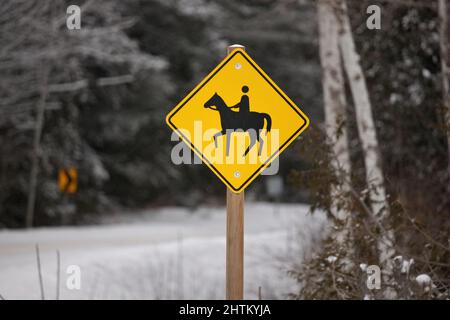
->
<box><xmin>225</xmin><ymin>130</ymin><xmax>232</xmax><ymax>156</ymax></box>
<box><xmin>257</xmin><ymin>130</ymin><xmax>264</xmax><ymax>156</ymax></box>
<box><xmin>243</xmin><ymin>130</ymin><xmax>257</xmax><ymax>157</ymax></box>
<box><xmin>213</xmin><ymin>130</ymin><xmax>226</xmax><ymax>148</ymax></box>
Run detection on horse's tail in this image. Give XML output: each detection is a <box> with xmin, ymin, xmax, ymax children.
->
<box><xmin>262</xmin><ymin>113</ymin><xmax>271</xmax><ymax>133</ymax></box>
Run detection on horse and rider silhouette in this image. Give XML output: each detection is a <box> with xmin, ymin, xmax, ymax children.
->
<box><xmin>204</xmin><ymin>86</ymin><xmax>272</xmax><ymax>157</ymax></box>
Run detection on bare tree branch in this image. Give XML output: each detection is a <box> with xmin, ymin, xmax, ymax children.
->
<box><xmin>35</xmin><ymin>244</ymin><xmax>45</xmax><ymax>300</ymax></box>
<box><xmin>48</xmin><ymin>75</ymin><xmax>134</xmax><ymax>93</ymax></box>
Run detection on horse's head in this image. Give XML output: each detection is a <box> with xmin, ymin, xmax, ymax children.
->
<box><xmin>204</xmin><ymin>93</ymin><xmax>222</xmax><ymax>110</ymax></box>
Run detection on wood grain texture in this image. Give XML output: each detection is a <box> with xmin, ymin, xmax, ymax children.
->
<box><xmin>226</xmin><ymin>188</ymin><xmax>244</xmax><ymax>300</ymax></box>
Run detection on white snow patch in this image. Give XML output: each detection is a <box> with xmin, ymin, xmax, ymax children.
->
<box><xmin>415</xmin><ymin>274</ymin><xmax>431</xmax><ymax>286</ymax></box>
<box><xmin>0</xmin><ymin>202</ymin><xmax>327</xmax><ymax>300</ymax></box>
<box><xmin>422</xmin><ymin>69</ymin><xmax>431</xmax><ymax>78</ymax></box>
<box><xmin>401</xmin><ymin>259</ymin><xmax>414</xmax><ymax>274</ymax></box>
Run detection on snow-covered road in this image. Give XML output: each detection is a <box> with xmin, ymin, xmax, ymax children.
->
<box><xmin>0</xmin><ymin>202</ymin><xmax>327</xmax><ymax>300</ymax></box>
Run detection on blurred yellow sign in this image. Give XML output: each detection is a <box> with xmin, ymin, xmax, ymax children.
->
<box><xmin>166</xmin><ymin>48</ymin><xmax>309</xmax><ymax>193</ymax></box>
<box><xmin>58</xmin><ymin>167</ymin><xmax>77</xmax><ymax>194</ymax></box>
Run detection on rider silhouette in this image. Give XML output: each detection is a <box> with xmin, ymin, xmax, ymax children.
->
<box><xmin>229</xmin><ymin>85</ymin><xmax>250</xmax><ymax>114</ymax></box>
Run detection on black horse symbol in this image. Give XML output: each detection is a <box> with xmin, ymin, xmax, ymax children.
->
<box><xmin>204</xmin><ymin>91</ymin><xmax>272</xmax><ymax>157</ymax></box>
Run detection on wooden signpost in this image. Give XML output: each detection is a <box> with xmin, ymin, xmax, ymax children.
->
<box><xmin>226</xmin><ymin>186</ymin><xmax>244</xmax><ymax>299</ymax></box>
<box><xmin>166</xmin><ymin>44</ymin><xmax>309</xmax><ymax>299</ymax></box>
<box><xmin>226</xmin><ymin>44</ymin><xmax>245</xmax><ymax>300</ymax></box>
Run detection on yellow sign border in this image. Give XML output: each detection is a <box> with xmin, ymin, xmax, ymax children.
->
<box><xmin>166</xmin><ymin>48</ymin><xmax>310</xmax><ymax>193</ymax></box>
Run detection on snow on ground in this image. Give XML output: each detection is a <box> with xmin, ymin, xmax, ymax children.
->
<box><xmin>0</xmin><ymin>202</ymin><xmax>327</xmax><ymax>300</ymax></box>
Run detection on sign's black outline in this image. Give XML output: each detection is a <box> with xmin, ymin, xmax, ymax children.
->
<box><xmin>167</xmin><ymin>50</ymin><xmax>308</xmax><ymax>192</ymax></box>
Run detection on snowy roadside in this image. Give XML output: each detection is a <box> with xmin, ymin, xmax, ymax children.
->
<box><xmin>0</xmin><ymin>202</ymin><xmax>327</xmax><ymax>300</ymax></box>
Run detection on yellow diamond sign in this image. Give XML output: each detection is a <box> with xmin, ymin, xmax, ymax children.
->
<box><xmin>166</xmin><ymin>48</ymin><xmax>310</xmax><ymax>193</ymax></box>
